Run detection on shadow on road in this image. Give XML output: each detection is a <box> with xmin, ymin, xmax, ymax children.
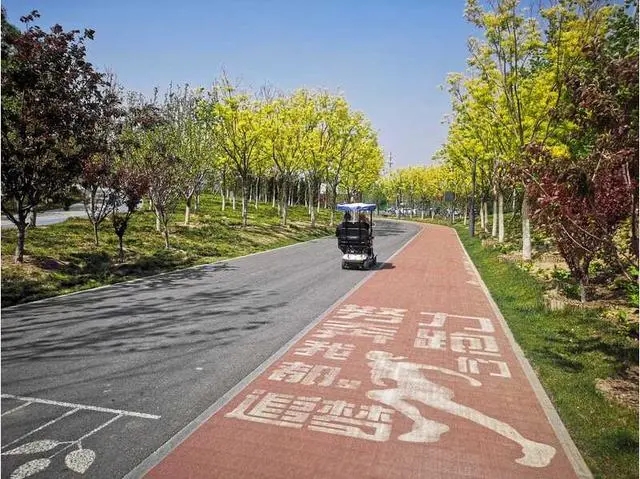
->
<box><xmin>375</xmin><ymin>262</ymin><xmax>395</xmax><ymax>270</ymax></box>
<box><xmin>1</xmin><ymin>263</ymin><xmax>282</xmax><ymax>362</ymax></box>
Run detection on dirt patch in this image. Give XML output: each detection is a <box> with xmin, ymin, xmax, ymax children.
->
<box><xmin>596</xmin><ymin>365</ymin><xmax>639</xmax><ymax>409</ymax></box>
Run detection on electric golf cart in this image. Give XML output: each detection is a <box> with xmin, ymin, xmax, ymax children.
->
<box><xmin>335</xmin><ymin>203</ymin><xmax>377</xmax><ymax>270</ymax></box>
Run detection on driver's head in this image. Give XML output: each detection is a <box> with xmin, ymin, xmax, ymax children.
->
<box><xmin>344</xmin><ymin>212</ymin><xmax>352</xmax><ymax>221</ymax></box>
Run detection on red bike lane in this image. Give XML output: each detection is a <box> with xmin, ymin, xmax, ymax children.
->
<box><xmin>143</xmin><ymin>224</ymin><xmax>592</xmax><ymax>479</ymax></box>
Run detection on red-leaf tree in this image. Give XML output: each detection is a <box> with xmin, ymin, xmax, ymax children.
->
<box><xmin>80</xmin><ymin>76</ymin><xmax>124</xmax><ymax>246</ymax></box>
<box><xmin>1</xmin><ymin>10</ymin><xmax>112</xmax><ymax>262</ymax></box>
<box><xmin>111</xmin><ymin>166</ymin><xmax>148</xmax><ymax>262</ymax></box>
<box><xmin>523</xmin><ymin>4</ymin><xmax>638</xmax><ymax>302</ymax></box>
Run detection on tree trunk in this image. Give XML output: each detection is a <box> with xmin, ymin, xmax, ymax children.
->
<box><xmin>631</xmin><ymin>188</ymin><xmax>639</xmax><ymax>258</ymax></box>
<box><xmin>255</xmin><ymin>178</ymin><xmax>259</xmax><ymax>209</ymax></box>
<box><xmin>498</xmin><ymin>192</ymin><xmax>505</xmax><ymax>243</ymax></box>
<box><xmin>272</xmin><ymin>181</ymin><xmax>277</xmax><ymax>208</ymax></box>
<box><xmin>310</xmin><ymin>183</ymin><xmax>317</xmax><ymax>227</ymax></box>
<box><xmin>232</xmin><ymin>190</ymin><xmax>236</xmax><ymax>210</ymax></box>
<box><xmin>469</xmin><ymin>157</ymin><xmax>477</xmax><ymax>236</ymax></box>
<box><xmin>281</xmin><ymin>180</ymin><xmax>289</xmax><ymax>227</ymax></box>
<box><xmin>579</xmin><ymin>260</ymin><xmax>591</xmax><ymax>303</ymax></box>
<box><xmin>241</xmin><ymin>181</ymin><xmax>248</xmax><ymax>227</ymax></box>
<box><xmin>184</xmin><ymin>196</ymin><xmax>192</xmax><ymax>226</ymax></box>
<box><xmin>330</xmin><ymin>185</ymin><xmax>339</xmax><ymax>226</ymax></box>
<box><xmin>155</xmin><ymin>209</ymin><xmax>161</xmax><ymax>232</ymax></box>
<box><xmin>492</xmin><ymin>194</ymin><xmax>498</xmax><ymax>238</ymax></box>
<box><xmin>163</xmin><ymin>224</ymin><xmax>170</xmax><ymax>249</ymax></box>
<box><xmin>93</xmin><ymin>223</ymin><xmax>100</xmax><ymax>246</ymax></box>
<box><xmin>483</xmin><ymin>201</ymin><xmax>489</xmax><ymax>233</ymax></box>
<box><xmin>522</xmin><ymin>194</ymin><xmax>532</xmax><ymax>261</ymax></box>
<box><xmin>118</xmin><ymin>234</ymin><xmax>124</xmax><ymax>262</ymax></box>
<box><xmin>479</xmin><ymin>200</ymin><xmax>485</xmax><ymax>231</ymax></box>
<box><xmin>15</xmin><ymin>223</ymin><xmax>27</xmax><ymax>263</ymax></box>
<box><xmin>29</xmin><ymin>210</ymin><xmax>37</xmax><ymax>228</ymax></box>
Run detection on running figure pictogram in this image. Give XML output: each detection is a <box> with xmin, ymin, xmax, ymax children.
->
<box><xmin>365</xmin><ymin>351</ymin><xmax>556</xmax><ymax>468</ymax></box>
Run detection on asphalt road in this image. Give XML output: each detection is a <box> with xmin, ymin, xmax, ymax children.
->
<box><xmin>1</xmin><ymin>219</ymin><xmax>420</xmax><ymax>479</ymax></box>
<box><xmin>1</xmin><ymin>203</ymin><xmax>136</xmax><ymax>229</ymax></box>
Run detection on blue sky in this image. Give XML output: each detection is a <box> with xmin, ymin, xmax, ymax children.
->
<box><xmin>3</xmin><ymin>1</ymin><xmax>476</xmax><ymax>169</ymax></box>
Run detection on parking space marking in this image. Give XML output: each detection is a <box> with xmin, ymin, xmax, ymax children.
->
<box><xmin>1</xmin><ymin>401</ymin><xmax>33</xmax><ymax>417</ymax></box>
<box><xmin>1</xmin><ymin>394</ymin><xmax>161</xmax><ymax>477</ymax></box>
<box><xmin>0</xmin><ymin>394</ymin><xmax>161</xmax><ymax>419</ymax></box>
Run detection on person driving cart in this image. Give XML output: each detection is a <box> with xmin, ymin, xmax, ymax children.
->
<box><xmin>335</xmin><ymin>211</ymin><xmax>352</xmax><ymax>238</ymax></box>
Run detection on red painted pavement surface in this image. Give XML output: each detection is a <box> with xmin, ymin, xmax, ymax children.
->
<box><xmin>145</xmin><ymin>224</ymin><xmax>589</xmax><ymax>479</ymax></box>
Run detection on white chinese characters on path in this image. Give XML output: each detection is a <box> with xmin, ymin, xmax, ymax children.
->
<box><xmin>365</xmin><ymin>351</ymin><xmax>555</xmax><ymax>468</ymax></box>
<box><xmin>225</xmin><ymin>390</ymin><xmax>394</xmax><ymax>442</ymax></box>
<box><xmin>225</xmin><ymin>306</ymin><xmax>555</xmax><ymax>469</ymax></box>
<box><xmin>312</xmin><ymin>305</ymin><xmax>408</xmax><ymax>344</ymax></box>
<box><xmin>332</xmin><ymin>305</ymin><xmax>407</xmax><ymax>324</ymax></box>
<box><xmin>293</xmin><ymin>341</ymin><xmax>356</xmax><ymax>361</ymax></box>
<box><xmin>268</xmin><ymin>361</ymin><xmax>361</xmax><ymax>390</ymax></box>
<box><xmin>415</xmin><ymin>312</ymin><xmax>512</xmax><ymax>379</ymax></box>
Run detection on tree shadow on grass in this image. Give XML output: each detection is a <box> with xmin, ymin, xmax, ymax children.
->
<box><xmin>539</xmin><ymin>326</ymin><xmax>638</xmax><ymax>375</ymax></box>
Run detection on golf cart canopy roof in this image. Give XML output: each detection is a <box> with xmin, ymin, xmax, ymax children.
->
<box><xmin>336</xmin><ymin>203</ymin><xmax>377</xmax><ymax>213</ymax></box>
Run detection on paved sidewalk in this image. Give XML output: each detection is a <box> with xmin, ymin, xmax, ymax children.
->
<box><xmin>138</xmin><ymin>224</ymin><xmax>592</xmax><ymax>479</ymax></box>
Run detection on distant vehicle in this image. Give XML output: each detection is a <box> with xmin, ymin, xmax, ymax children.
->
<box><xmin>335</xmin><ymin>203</ymin><xmax>377</xmax><ymax>270</ymax></box>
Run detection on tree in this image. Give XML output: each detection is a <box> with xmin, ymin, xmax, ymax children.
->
<box><xmin>122</xmin><ymin>91</ymin><xmax>180</xmax><ymax>248</ymax></box>
<box><xmin>169</xmin><ymin>85</ymin><xmax>214</xmax><ymax>226</ymax></box>
<box><xmin>523</xmin><ymin>2</ymin><xmax>639</xmax><ymax>301</ymax></box>
<box><xmin>324</xmin><ymin>100</ymin><xmax>372</xmax><ymax>225</ymax></box>
<box><xmin>341</xmin><ymin>131</ymin><xmax>384</xmax><ymax>203</ymax></box>
<box><xmin>304</xmin><ymin>90</ymin><xmax>336</xmax><ymax>227</ymax></box>
<box><xmin>463</xmin><ymin>0</ymin><xmax>598</xmax><ymax>258</ymax></box>
<box><xmin>208</xmin><ymin>75</ymin><xmax>262</xmax><ymax>227</ymax></box>
<box><xmin>260</xmin><ymin>89</ymin><xmax>314</xmax><ymax>226</ymax></box>
<box><xmin>1</xmin><ymin>10</ymin><xmax>112</xmax><ymax>262</ymax></box>
<box><xmin>111</xmin><ymin>165</ymin><xmax>148</xmax><ymax>262</ymax></box>
<box><xmin>81</xmin><ymin>154</ymin><xmax>118</xmax><ymax>246</ymax></box>
<box><xmin>79</xmin><ymin>74</ymin><xmax>124</xmax><ymax>246</ymax></box>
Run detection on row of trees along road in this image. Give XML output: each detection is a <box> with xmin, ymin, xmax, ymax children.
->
<box><xmin>375</xmin><ymin>0</ymin><xmax>638</xmax><ymax>303</ymax></box>
<box><xmin>1</xmin><ymin>9</ymin><xmax>384</xmax><ymax>263</ymax></box>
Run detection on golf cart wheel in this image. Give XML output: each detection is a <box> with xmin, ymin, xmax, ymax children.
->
<box><xmin>342</xmin><ymin>260</ymin><xmax>348</xmax><ymax>270</ymax></box>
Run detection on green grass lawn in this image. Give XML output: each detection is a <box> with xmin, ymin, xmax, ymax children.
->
<box><xmin>449</xmin><ymin>222</ymin><xmax>639</xmax><ymax>479</ymax></box>
<box><xmin>1</xmin><ymin>195</ymin><xmax>334</xmax><ymax>307</ymax></box>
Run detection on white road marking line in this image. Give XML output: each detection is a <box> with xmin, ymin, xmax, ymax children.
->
<box><xmin>1</xmin><ymin>408</ymin><xmax>80</xmax><ymax>451</ymax></box>
<box><xmin>0</xmin><ymin>394</ymin><xmax>160</xmax><ymax>420</ymax></box>
<box><xmin>49</xmin><ymin>414</ymin><xmax>123</xmax><ymax>460</ymax></box>
<box><xmin>1</xmin><ymin>402</ymin><xmax>33</xmax><ymax>417</ymax></box>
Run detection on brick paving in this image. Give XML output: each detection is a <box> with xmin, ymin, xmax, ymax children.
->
<box><xmin>144</xmin><ymin>224</ymin><xmax>591</xmax><ymax>479</ymax></box>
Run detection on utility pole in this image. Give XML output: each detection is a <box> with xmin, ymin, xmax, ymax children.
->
<box><xmin>387</xmin><ymin>152</ymin><xmax>393</xmax><ymax>175</ymax></box>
